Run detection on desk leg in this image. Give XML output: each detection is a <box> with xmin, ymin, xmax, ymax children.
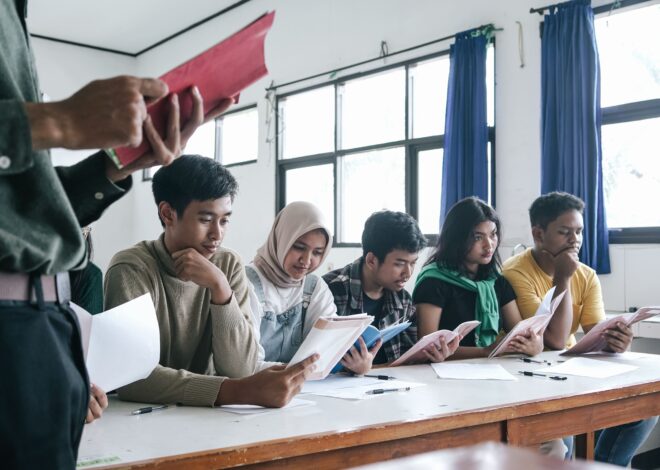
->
<box><xmin>575</xmin><ymin>432</ymin><xmax>595</xmax><ymax>460</ymax></box>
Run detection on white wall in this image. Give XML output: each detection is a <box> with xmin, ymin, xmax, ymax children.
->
<box><xmin>31</xmin><ymin>0</ymin><xmax>658</xmax><ymax>311</ymax></box>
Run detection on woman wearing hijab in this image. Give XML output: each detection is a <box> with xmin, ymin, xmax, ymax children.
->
<box><xmin>247</xmin><ymin>201</ymin><xmax>376</xmax><ymax>374</ymax></box>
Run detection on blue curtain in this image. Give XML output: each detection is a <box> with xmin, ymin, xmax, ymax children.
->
<box><xmin>440</xmin><ymin>29</ymin><xmax>489</xmax><ymax>224</ymax></box>
<box><xmin>541</xmin><ymin>0</ymin><xmax>610</xmax><ymax>273</ymax></box>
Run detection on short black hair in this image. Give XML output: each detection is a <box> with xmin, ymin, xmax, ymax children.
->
<box><xmin>426</xmin><ymin>197</ymin><xmax>501</xmax><ymax>280</ymax></box>
<box><xmin>361</xmin><ymin>210</ymin><xmax>426</xmax><ymax>261</ymax></box>
<box><xmin>529</xmin><ymin>192</ymin><xmax>584</xmax><ymax>229</ymax></box>
<box><xmin>152</xmin><ymin>155</ymin><xmax>238</xmax><ymax>226</ymax></box>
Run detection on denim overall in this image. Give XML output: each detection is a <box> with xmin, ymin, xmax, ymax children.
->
<box><xmin>246</xmin><ymin>266</ymin><xmax>318</xmax><ymax>363</ymax></box>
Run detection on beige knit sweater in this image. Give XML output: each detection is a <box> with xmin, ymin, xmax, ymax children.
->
<box><xmin>104</xmin><ymin>235</ymin><xmax>259</xmax><ymax>406</ymax></box>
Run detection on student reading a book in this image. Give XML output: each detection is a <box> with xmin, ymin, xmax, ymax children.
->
<box><xmin>104</xmin><ymin>156</ymin><xmax>318</xmax><ymax>409</ymax></box>
<box><xmin>323</xmin><ymin>210</ymin><xmax>428</xmax><ymax>364</ymax></box>
<box><xmin>414</xmin><ymin>197</ymin><xmax>544</xmax><ymax>360</ymax></box>
<box><xmin>247</xmin><ymin>201</ymin><xmax>375</xmax><ymax>375</ymax></box>
<box><xmin>502</xmin><ymin>192</ymin><xmax>657</xmax><ymax>466</ymax></box>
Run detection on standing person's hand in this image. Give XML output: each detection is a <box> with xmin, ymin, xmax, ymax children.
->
<box><xmin>85</xmin><ymin>383</ymin><xmax>108</xmax><ymax>424</ymax></box>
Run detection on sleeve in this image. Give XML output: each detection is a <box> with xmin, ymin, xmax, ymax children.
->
<box><xmin>104</xmin><ymin>261</ymin><xmax>224</xmax><ymax>407</ymax></box>
<box><xmin>502</xmin><ymin>268</ymin><xmax>542</xmax><ymax>320</ymax></box>
<box><xmin>302</xmin><ymin>278</ymin><xmax>338</xmax><ymax>338</ymax></box>
<box><xmin>578</xmin><ymin>271</ymin><xmax>606</xmax><ymax>329</ymax></box>
<box><xmin>495</xmin><ymin>275</ymin><xmax>517</xmax><ymax>308</ymax></box>
<box><xmin>55</xmin><ymin>151</ymin><xmax>132</xmax><ymax>227</ymax></box>
<box><xmin>209</xmin><ymin>256</ymin><xmax>261</xmax><ymax>379</ymax></box>
<box><xmin>0</xmin><ymin>99</ymin><xmax>34</xmax><ymax>175</ymax></box>
<box><xmin>412</xmin><ymin>278</ymin><xmax>448</xmax><ymax>308</ymax></box>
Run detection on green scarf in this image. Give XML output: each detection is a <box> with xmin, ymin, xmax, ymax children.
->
<box><xmin>414</xmin><ymin>263</ymin><xmax>499</xmax><ymax>348</ymax></box>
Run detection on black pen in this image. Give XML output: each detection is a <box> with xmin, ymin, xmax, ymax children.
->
<box><xmin>365</xmin><ymin>387</ymin><xmax>411</xmax><ymax>395</ymax></box>
<box><xmin>364</xmin><ymin>374</ymin><xmax>397</xmax><ymax>380</ymax></box>
<box><xmin>518</xmin><ymin>371</ymin><xmax>567</xmax><ymax>381</ymax></box>
<box><xmin>519</xmin><ymin>357</ymin><xmax>551</xmax><ymax>365</ymax></box>
<box><xmin>131</xmin><ymin>404</ymin><xmax>168</xmax><ymax>415</ymax></box>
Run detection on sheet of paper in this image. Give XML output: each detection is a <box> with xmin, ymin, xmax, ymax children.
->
<box><xmin>300</xmin><ymin>375</ymin><xmax>382</xmax><ymax>394</ymax></box>
<box><xmin>219</xmin><ymin>398</ymin><xmax>315</xmax><ymax>415</ymax></box>
<box><xmin>537</xmin><ymin>357</ymin><xmax>638</xmax><ymax>378</ymax></box>
<box><xmin>84</xmin><ymin>294</ymin><xmax>160</xmax><ymax>392</ymax></box>
<box><xmin>307</xmin><ymin>380</ymin><xmax>425</xmax><ymax>400</ymax></box>
<box><xmin>114</xmin><ymin>12</ymin><xmax>275</xmax><ymax>166</ymax></box>
<box><xmin>431</xmin><ymin>363</ymin><xmax>518</xmax><ymax>381</ymax></box>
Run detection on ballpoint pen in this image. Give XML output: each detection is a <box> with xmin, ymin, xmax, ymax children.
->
<box><xmin>519</xmin><ymin>357</ymin><xmax>551</xmax><ymax>365</ymax></box>
<box><xmin>131</xmin><ymin>405</ymin><xmax>169</xmax><ymax>415</ymax></box>
<box><xmin>364</xmin><ymin>374</ymin><xmax>397</xmax><ymax>380</ymax></box>
<box><xmin>518</xmin><ymin>371</ymin><xmax>567</xmax><ymax>381</ymax></box>
<box><xmin>365</xmin><ymin>387</ymin><xmax>411</xmax><ymax>395</ymax></box>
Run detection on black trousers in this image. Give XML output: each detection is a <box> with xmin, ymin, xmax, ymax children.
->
<box><xmin>0</xmin><ymin>296</ymin><xmax>88</xmax><ymax>469</ymax></box>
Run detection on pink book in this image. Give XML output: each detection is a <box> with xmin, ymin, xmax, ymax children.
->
<box><xmin>390</xmin><ymin>320</ymin><xmax>480</xmax><ymax>367</ymax></box>
<box><xmin>561</xmin><ymin>306</ymin><xmax>660</xmax><ymax>355</ymax></box>
<box><xmin>111</xmin><ymin>12</ymin><xmax>275</xmax><ymax>167</ymax></box>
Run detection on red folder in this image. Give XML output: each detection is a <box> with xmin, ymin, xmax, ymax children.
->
<box><xmin>113</xmin><ymin>11</ymin><xmax>275</xmax><ymax>167</ymax></box>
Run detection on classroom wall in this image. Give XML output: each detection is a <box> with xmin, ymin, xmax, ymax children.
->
<box><xmin>30</xmin><ymin>0</ymin><xmax>658</xmax><ymax>310</ymax></box>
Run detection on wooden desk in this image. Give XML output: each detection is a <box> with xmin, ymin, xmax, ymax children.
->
<box><xmin>351</xmin><ymin>441</ymin><xmax>618</xmax><ymax>470</ymax></box>
<box><xmin>77</xmin><ymin>351</ymin><xmax>660</xmax><ymax>469</ymax></box>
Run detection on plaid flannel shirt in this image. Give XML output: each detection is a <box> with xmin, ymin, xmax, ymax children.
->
<box><xmin>322</xmin><ymin>257</ymin><xmax>417</xmax><ymax>363</ymax></box>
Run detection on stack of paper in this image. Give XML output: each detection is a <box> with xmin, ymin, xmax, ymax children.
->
<box><xmin>562</xmin><ymin>307</ymin><xmax>660</xmax><ymax>355</ymax></box>
<box><xmin>488</xmin><ymin>287</ymin><xmax>566</xmax><ymax>358</ymax></box>
<box><xmin>286</xmin><ymin>314</ymin><xmax>374</xmax><ymax>380</ymax></box>
<box><xmin>537</xmin><ymin>357</ymin><xmax>638</xmax><ymax>378</ymax></box>
<box><xmin>390</xmin><ymin>320</ymin><xmax>480</xmax><ymax>366</ymax></box>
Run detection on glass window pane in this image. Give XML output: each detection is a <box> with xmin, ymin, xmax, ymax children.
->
<box><xmin>339</xmin><ymin>68</ymin><xmax>405</xmax><ymax>149</ymax></box>
<box><xmin>486</xmin><ymin>45</ymin><xmax>495</xmax><ymax>127</ymax></box>
<box><xmin>596</xmin><ymin>5</ymin><xmax>660</xmax><ymax>107</ymax></box>
<box><xmin>338</xmin><ymin>147</ymin><xmax>406</xmax><ymax>242</ymax></box>
<box><xmin>417</xmin><ymin>148</ymin><xmax>443</xmax><ymax>234</ymax></box>
<box><xmin>285</xmin><ymin>164</ymin><xmax>335</xmax><ymax>236</ymax></box>
<box><xmin>410</xmin><ymin>57</ymin><xmax>450</xmax><ymax>138</ymax></box>
<box><xmin>184</xmin><ymin>120</ymin><xmax>216</xmax><ymax>159</ymax></box>
<box><xmin>220</xmin><ymin>107</ymin><xmax>258</xmax><ymax>165</ymax></box>
<box><xmin>602</xmin><ymin>117</ymin><xmax>660</xmax><ymax>228</ymax></box>
<box><xmin>280</xmin><ymin>87</ymin><xmax>334</xmax><ymax>159</ymax></box>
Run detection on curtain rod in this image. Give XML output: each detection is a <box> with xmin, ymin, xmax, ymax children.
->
<box><xmin>530</xmin><ymin>0</ymin><xmax>650</xmax><ymax>15</ymax></box>
<box><xmin>266</xmin><ymin>23</ymin><xmax>501</xmax><ymax>92</ymax></box>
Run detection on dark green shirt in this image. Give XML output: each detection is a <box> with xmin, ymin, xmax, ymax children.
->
<box><xmin>0</xmin><ymin>0</ymin><xmax>131</xmax><ymax>274</ymax></box>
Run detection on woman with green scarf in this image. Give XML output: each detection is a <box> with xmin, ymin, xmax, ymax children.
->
<box><xmin>413</xmin><ymin>197</ymin><xmax>543</xmax><ymax>360</ymax></box>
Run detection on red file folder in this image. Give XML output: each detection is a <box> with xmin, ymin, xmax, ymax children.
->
<box><xmin>113</xmin><ymin>11</ymin><xmax>275</xmax><ymax>167</ymax></box>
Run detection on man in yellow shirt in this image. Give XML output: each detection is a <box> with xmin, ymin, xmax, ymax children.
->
<box><xmin>503</xmin><ymin>191</ymin><xmax>657</xmax><ymax>466</ymax></box>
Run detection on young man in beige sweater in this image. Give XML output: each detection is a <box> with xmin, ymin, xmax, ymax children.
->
<box><xmin>104</xmin><ymin>155</ymin><xmax>317</xmax><ymax>408</ymax></box>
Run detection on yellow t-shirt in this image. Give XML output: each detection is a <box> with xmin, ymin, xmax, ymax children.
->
<box><xmin>502</xmin><ymin>248</ymin><xmax>605</xmax><ymax>348</ymax></box>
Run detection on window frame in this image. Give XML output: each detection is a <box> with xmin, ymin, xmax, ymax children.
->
<box><xmin>275</xmin><ymin>47</ymin><xmax>496</xmax><ymax>246</ymax></box>
<box><xmin>594</xmin><ymin>0</ymin><xmax>660</xmax><ymax>243</ymax></box>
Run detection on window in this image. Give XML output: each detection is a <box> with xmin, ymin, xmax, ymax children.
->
<box><xmin>143</xmin><ymin>105</ymin><xmax>258</xmax><ymax>180</ymax></box>
<box><xmin>595</xmin><ymin>2</ymin><xmax>660</xmax><ymax>242</ymax></box>
<box><xmin>277</xmin><ymin>47</ymin><xmax>495</xmax><ymax>244</ymax></box>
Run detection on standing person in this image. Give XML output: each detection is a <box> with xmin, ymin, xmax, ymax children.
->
<box><xmin>323</xmin><ymin>210</ymin><xmax>428</xmax><ymax>364</ymax></box>
<box><xmin>503</xmin><ymin>192</ymin><xmax>658</xmax><ymax>465</ymax></box>
<box><xmin>414</xmin><ymin>198</ymin><xmax>543</xmax><ymax>360</ymax></box>
<box><xmin>247</xmin><ymin>201</ymin><xmax>374</xmax><ymax>374</ymax></box>
<box><xmin>104</xmin><ymin>157</ymin><xmax>317</xmax><ymax>409</ymax></box>
<box><xmin>0</xmin><ymin>1</ymin><xmax>230</xmax><ymax>467</ymax></box>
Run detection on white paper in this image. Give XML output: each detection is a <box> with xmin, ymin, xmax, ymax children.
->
<box><xmin>307</xmin><ymin>380</ymin><xmax>425</xmax><ymax>400</ymax></box>
<box><xmin>537</xmin><ymin>357</ymin><xmax>638</xmax><ymax>378</ymax></box>
<box><xmin>300</xmin><ymin>375</ymin><xmax>382</xmax><ymax>394</ymax></box>
<box><xmin>431</xmin><ymin>363</ymin><xmax>518</xmax><ymax>381</ymax></box>
<box><xmin>71</xmin><ymin>294</ymin><xmax>160</xmax><ymax>392</ymax></box>
<box><xmin>219</xmin><ymin>398</ymin><xmax>315</xmax><ymax>414</ymax></box>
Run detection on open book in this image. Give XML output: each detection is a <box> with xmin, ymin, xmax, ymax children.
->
<box><xmin>286</xmin><ymin>314</ymin><xmax>374</xmax><ymax>380</ymax></box>
<box><xmin>488</xmin><ymin>287</ymin><xmax>566</xmax><ymax>358</ymax></box>
<box><xmin>112</xmin><ymin>12</ymin><xmax>275</xmax><ymax>167</ymax></box>
<box><xmin>70</xmin><ymin>293</ymin><xmax>160</xmax><ymax>392</ymax></box>
<box><xmin>561</xmin><ymin>306</ymin><xmax>660</xmax><ymax>355</ymax></box>
<box><xmin>330</xmin><ymin>321</ymin><xmax>412</xmax><ymax>373</ymax></box>
<box><xmin>390</xmin><ymin>320</ymin><xmax>480</xmax><ymax>367</ymax></box>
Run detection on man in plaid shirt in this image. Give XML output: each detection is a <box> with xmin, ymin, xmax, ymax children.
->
<box><xmin>323</xmin><ymin>211</ymin><xmax>427</xmax><ymax>364</ymax></box>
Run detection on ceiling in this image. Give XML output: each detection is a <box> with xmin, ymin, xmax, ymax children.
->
<box><xmin>27</xmin><ymin>0</ymin><xmax>245</xmax><ymax>55</ymax></box>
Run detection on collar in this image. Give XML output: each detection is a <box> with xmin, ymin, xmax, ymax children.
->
<box><xmin>154</xmin><ymin>234</ymin><xmax>178</xmax><ymax>278</ymax></box>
